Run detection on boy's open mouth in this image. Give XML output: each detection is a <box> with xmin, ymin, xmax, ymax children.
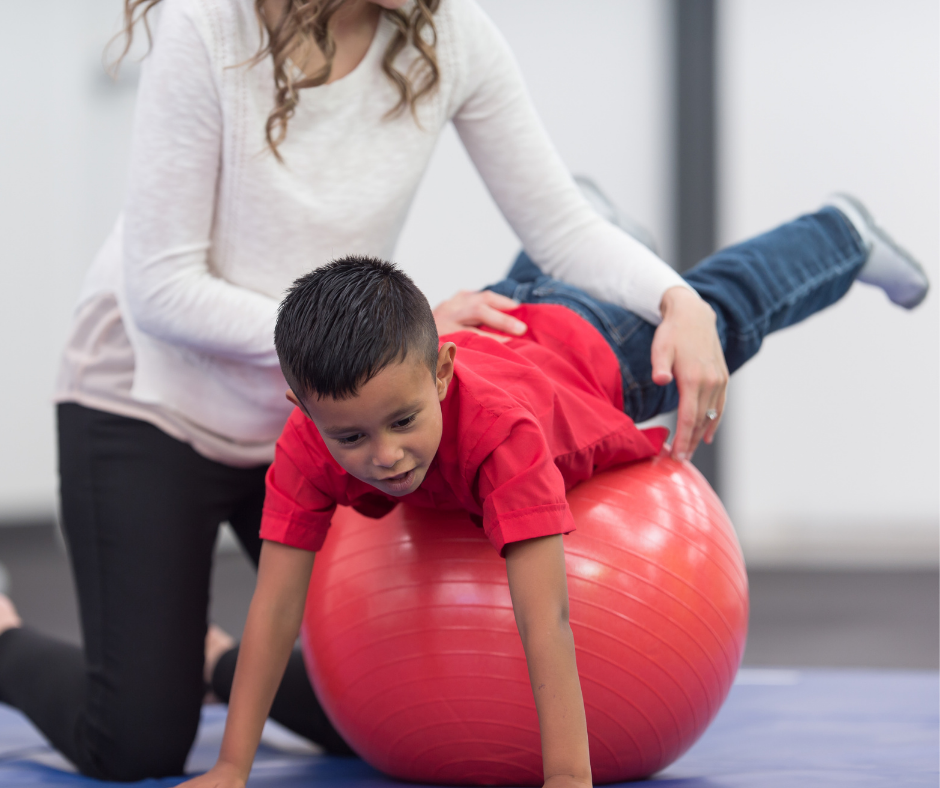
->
<box><xmin>378</xmin><ymin>468</ymin><xmax>416</xmax><ymax>493</ymax></box>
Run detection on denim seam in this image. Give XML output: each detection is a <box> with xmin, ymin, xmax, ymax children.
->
<box><xmin>723</xmin><ymin>248</ymin><xmax>865</xmax><ymax>341</ymax></box>
<box><xmin>612</xmin><ymin>316</ymin><xmax>648</xmax><ymax>346</ymax></box>
<box><xmin>512</xmin><ymin>282</ymin><xmax>534</xmax><ymax>303</ymax></box>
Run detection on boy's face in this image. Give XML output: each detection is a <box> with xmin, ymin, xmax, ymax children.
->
<box><xmin>288</xmin><ymin>344</ymin><xmax>456</xmax><ymax>497</ymax></box>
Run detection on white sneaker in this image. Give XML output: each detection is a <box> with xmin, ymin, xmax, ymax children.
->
<box><xmin>826</xmin><ymin>193</ymin><xmax>929</xmax><ymax>309</ymax></box>
<box><xmin>575</xmin><ymin>175</ymin><xmax>660</xmax><ymax>255</ymax></box>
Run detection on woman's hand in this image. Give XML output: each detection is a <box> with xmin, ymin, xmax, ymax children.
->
<box><xmin>173</xmin><ymin>762</ymin><xmax>245</xmax><ymax>788</ymax></box>
<box><xmin>651</xmin><ymin>287</ymin><xmax>728</xmax><ymax>461</ymax></box>
<box><xmin>432</xmin><ymin>290</ymin><xmax>527</xmax><ymax>338</ymax></box>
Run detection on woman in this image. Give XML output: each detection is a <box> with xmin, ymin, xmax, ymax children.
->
<box><xmin>0</xmin><ymin>0</ymin><xmax>726</xmax><ymax>779</ymax></box>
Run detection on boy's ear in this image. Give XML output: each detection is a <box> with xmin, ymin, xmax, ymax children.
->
<box><xmin>285</xmin><ymin>389</ymin><xmax>312</xmax><ymax>419</ymax></box>
<box><xmin>436</xmin><ymin>343</ymin><xmax>457</xmax><ymax>401</ymax></box>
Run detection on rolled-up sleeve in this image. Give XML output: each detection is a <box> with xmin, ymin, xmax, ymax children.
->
<box><xmin>260</xmin><ymin>434</ymin><xmax>336</xmax><ymax>552</ymax></box>
<box><xmin>476</xmin><ymin>416</ymin><xmax>575</xmax><ymax>555</ymax></box>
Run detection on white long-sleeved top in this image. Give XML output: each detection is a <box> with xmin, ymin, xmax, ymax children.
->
<box><xmin>60</xmin><ymin>0</ymin><xmax>689</xmax><ymax>460</ymax></box>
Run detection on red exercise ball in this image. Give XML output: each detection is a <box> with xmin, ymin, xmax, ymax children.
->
<box><xmin>301</xmin><ymin>457</ymin><xmax>748</xmax><ymax>785</ymax></box>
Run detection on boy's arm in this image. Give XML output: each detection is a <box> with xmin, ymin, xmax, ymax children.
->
<box><xmin>504</xmin><ymin>535</ymin><xmax>592</xmax><ymax>788</ymax></box>
<box><xmin>180</xmin><ymin>540</ymin><xmax>315</xmax><ymax>788</ymax></box>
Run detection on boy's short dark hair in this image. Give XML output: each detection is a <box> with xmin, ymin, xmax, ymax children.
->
<box><xmin>275</xmin><ymin>255</ymin><xmax>439</xmax><ymax>400</ymax></box>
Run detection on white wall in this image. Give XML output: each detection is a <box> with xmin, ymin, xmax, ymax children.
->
<box><xmin>717</xmin><ymin>0</ymin><xmax>940</xmax><ymax>565</ymax></box>
<box><xmin>0</xmin><ymin>1</ymin><xmax>673</xmax><ymax>520</ymax></box>
<box><xmin>0</xmin><ymin>1</ymin><xmax>138</xmax><ymax>519</ymax></box>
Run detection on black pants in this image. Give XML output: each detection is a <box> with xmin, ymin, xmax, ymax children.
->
<box><xmin>0</xmin><ymin>404</ymin><xmax>350</xmax><ymax>781</ymax></box>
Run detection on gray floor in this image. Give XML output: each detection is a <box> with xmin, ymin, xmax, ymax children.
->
<box><xmin>0</xmin><ymin>523</ymin><xmax>937</xmax><ymax>670</ymax></box>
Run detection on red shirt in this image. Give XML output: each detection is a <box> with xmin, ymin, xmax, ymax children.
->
<box><xmin>260</xmin><ymin>304</ymin><xmax>667</xmax><ymax>555</ymax></box>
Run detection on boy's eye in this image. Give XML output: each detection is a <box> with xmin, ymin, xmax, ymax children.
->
<box><xmin>393</xmin><ymin>414</ymin><xmax>417</xmax><ymax>429</ymax></box>
<box><xmin>335</xmin><ymin>433</ymin><xmax>364</xmax><ymax>446</ymax></box>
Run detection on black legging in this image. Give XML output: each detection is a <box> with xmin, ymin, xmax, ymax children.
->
<box><xmin>0</xmin><ymin>403</ymin><xmax>351</xmax><ymax>781</ymax></box>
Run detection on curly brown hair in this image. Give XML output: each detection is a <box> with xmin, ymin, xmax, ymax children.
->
<box><xmin>114</xmin><ymin>0</ymin><xmax>441</xmax><ymax>160</ymax></box>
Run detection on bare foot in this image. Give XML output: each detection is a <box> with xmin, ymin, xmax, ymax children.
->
<box><xmin>0</xmin><ymin>594</ymin><xmax>22</xmax><ymax>635</ymax></box>
<box><xmin>203</xmin><ymin>624</ymin><xmax>235</xmax><ymax>703</ymax></box>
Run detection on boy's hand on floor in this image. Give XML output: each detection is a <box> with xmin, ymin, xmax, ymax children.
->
<box><xmin>174</xmin><ymin>762</ymin><xmax>245</xmax><ymax>788</ymax></box>
<box><xmin>652</xmin><ymin>287</ymin><xmax>728</xmax><ymax>460</ymax></box>
<box><xmin>433</xmin><ymin>291</ymin><xmax>527</xmax><ymax>339</ymax></box>
<box><xmin>543</xmin><ymin>775</ymin><xmax>592</xmax><ymax>788</ymax></box>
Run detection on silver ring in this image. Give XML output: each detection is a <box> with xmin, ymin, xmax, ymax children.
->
<box><xmin>705</xmin><ymin>408</ymin><xmax>719</xmax><ymax>421</ymax></box>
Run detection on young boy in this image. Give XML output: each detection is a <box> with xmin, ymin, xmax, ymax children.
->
<box><xmin>185</xmin><ymin>198</ymin><xmax>927</xmax><ymax>788</ymax></box>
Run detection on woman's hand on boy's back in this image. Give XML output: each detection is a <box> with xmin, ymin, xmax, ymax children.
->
<box><xmin>652</xmin><ymin>286</ymin><xmax>728</xmax><ymax>460</ymax></box>
<box><xmin>433</xmin><ymin>290</ymin><xmax>527</xmax><ymax>339</ymax></box>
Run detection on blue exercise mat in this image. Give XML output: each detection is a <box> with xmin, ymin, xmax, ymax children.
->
<box><xmin>0</xmin><ymin>670</ymin><xmax>936</xmax><ymax>787</ymax></box>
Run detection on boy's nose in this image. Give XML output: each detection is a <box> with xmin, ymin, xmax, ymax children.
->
<box><xmin>372</xmin><ymin>441</ymin><xmax>405</xmax><ymax>468</ymax></box>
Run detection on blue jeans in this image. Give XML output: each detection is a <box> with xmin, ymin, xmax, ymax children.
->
<box><xmin>485</xmin><ymin>208</ymin><xmax>866</xmax><ymax>423</ymax></box>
